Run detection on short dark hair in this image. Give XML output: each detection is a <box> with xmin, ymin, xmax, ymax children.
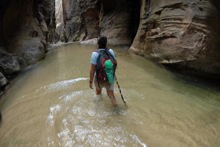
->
<box><xmin>97</xmin><ymin>36</ymin><xmax>107</xmax><ymax>48</ymax></box>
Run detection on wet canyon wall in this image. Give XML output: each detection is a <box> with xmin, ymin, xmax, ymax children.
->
<box><xmin>0</xmin><ymin>0</ymin><xmax>56</xmax><ymax>94</ymax></box>
<box><xmin>0</xmin><ymin>0</ymin><xmax>220</xmax><ymax>94</ymax></box>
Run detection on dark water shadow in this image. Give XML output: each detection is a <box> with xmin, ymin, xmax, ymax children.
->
<box><xmin>164</xmin><ymin>64</ymin><xmax>220</xmax><ymax>91</ymax></box>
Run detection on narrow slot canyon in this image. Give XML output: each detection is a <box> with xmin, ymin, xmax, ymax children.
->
<box><xmin>0</xmin><ymin>0</ymin><xmax>220</xmax><ymax>146</ymax></box>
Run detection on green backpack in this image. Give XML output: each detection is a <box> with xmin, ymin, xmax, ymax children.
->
<box><xmin>96</xmin><ymin>49</ymin><xmax>117</xmax><ymax>85</ymax></box>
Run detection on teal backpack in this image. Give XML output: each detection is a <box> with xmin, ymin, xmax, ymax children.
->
<box><xmin>95</xmin><ymin>49</ymin><xmax>117</xmax><ymax>86</ymax></box>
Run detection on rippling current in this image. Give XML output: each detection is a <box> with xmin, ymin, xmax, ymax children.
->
<box><xmin>0</xmin><ymin>43</ymin><xmax>220</xmax><ymax>146</ymax></box>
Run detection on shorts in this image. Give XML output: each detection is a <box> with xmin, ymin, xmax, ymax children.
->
<box><xmin>94</xmin><ymin>79</ymin><xmax>114</xmax><ymax>91</ymax></box>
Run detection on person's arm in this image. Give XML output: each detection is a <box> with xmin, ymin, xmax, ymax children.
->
<box><xmin>89</xmin><ymin>64</ymin><xmax>96</xmax><ymax>89</ymax></box>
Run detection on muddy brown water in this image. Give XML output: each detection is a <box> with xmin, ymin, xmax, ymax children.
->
<box><xmin>0</xmin><ymin>43</ymin><xmax>220</xmax><ymax>146</ymax></box>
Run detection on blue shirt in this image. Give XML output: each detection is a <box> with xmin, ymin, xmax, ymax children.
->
<box><xmin>91</xmin><ymin>49</ymin><xmax>116</xmax><ymax>65</ymax></box>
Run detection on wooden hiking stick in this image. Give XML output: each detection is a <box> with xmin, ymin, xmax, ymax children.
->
<box><xmin>115</xmin><ymin>76</ymin><xmax>127</xmax><ymax>106</ymax></box>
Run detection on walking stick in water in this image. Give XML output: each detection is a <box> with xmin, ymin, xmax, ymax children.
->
<box><xmin>115</xmin><ymin>76</ymin><xmax>127</xmax><ymax>106</ymax></box>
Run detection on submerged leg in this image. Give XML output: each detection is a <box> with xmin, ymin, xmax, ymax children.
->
<box><xmin>96</xmin><ymin>88</ymin><xmax>102</xmax><ymax>95</ymax></box>
<box><xmin>107</xmin><ymin>89</ymin><xmax>117</xmax><ymax>107</ymax></box>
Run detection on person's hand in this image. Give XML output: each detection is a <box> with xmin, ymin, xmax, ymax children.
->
<box><xmin>89</xmin><ymin>82</ymin><xmax>93</xmax><ymax>89</ymax></box>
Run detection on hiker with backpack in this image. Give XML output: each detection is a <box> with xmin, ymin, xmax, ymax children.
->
<box><xmin>89</xmin><ymin>36</ymin><xmax>118</xmax><ymax>107</ymax></box>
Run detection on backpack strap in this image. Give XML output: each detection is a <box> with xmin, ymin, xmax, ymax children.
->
<box><xmin>95</xmin><ymin>49</ymin><xmax>105</xmax><ymax>88</ymax></box>
<box><xmin>97</xmin><ymin>48</ymin><xmax>116</xmax><ymax>61</ymax></box>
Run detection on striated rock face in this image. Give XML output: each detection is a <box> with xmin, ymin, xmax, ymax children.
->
<box><xmin>130</xmin><ymin>0</ymin><xmax>220</xmax><ymax>77</ymax></box>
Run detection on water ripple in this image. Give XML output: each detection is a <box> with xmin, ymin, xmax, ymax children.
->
<box><xmin>47</xmin><ymin>105</ymin><xmax>61</xmax><ymax>126</ymax></box>
<box><xmin>46</xmin><ymin>77</ymin><xmax>88</xmax><ymax>91</ymax></box>
<box><xmin>131</xmin><ymin>135</ymin><xmax>148</xmax><ymax>147</ymax></box>
<box><xmin>59</xmin><ymin>91</ymin><xmax>83</xmax><ymax>102</ymax></box>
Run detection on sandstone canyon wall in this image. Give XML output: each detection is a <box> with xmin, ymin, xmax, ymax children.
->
<box><xmin>0</xmin><ymin>0</ymin><xmax>55</xmax><ymax>94</ymax></box>
<box><xmin>60</xmin><ymin>0</ymin><xmax>139</xmax><ymax>45</ymax></box>
<box><xmin>130</xmin><ymin>0</ymin><xmax>220</xmax><ymax>78</ymax></box>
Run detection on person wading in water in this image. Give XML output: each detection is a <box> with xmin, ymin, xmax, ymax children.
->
<box><xmin>89</xmin><ymin>36</ymin><xmax>118</xmax><ymax>106</ymax></box>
